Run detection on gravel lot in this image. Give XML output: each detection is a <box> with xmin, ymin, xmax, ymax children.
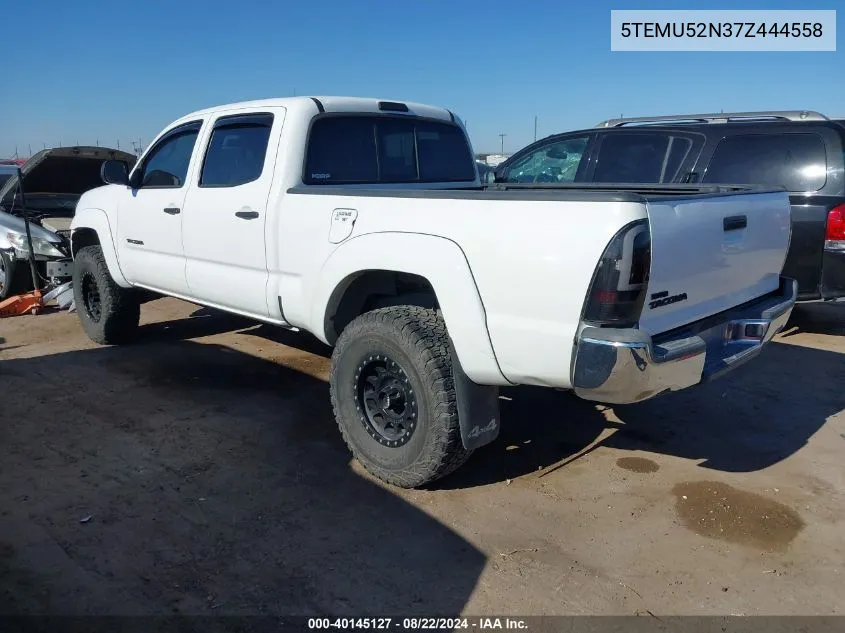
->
<box><xmin>1</xmin><ymin>298</ymin><xmax>843</xmax><ymax>616</ymax></box>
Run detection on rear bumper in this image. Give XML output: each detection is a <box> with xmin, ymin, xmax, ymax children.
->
<box><xmin>820</xmin><ymin>247</ymin><xmax>845</xmax><ymax>299</ymax></box>
<box><xmin>571</xmin><ymin>276</ymin><xmax>797</xmax><ymax>404</ymax></box>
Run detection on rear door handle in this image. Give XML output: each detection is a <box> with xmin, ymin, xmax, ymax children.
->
<box><xmin>163</xmin><ymin>207</ymin><xmax>181</xmax><ymax>215</ymax></box>
<box><xmin>235</xmin><ymin>210</ymin><xmax>260</xmax><ymax>220</ymax></box>
<box><xmin>723</xmin><ymin>215</ymin><xmax>747</xmax><ymax>232</ymax></box>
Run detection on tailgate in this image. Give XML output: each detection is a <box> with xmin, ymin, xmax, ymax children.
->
<box><xmin>639</xmin><ymin>190</ymin><xmax>791</xmax><ymax>336</ymax></box>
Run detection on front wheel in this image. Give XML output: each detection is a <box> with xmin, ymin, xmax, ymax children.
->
<box><xmin>72</xmin><ymin>245</ymin><xmax>140</xmax><ymax>344</ymax></box>
<box><xmin>0</xmin><ymin>251</ymin><xmax>29</xmax><ymax>300</ymax></box>
<box><xmin>330</xmin><ymin>306</ymin><xmax>472</xmax><ymax>488</ymax></box>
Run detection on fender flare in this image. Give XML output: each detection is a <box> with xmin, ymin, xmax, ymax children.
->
<box><xmin>312</xmin><ymin>231</ymin><xmax>509</xmax><ymax>387</ymax></box>
<box><xmin>71</xmin><ymin>207</ymin><xmax>131</xmax><ymax>288</ymax></box>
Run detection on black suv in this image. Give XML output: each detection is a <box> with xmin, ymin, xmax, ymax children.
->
<box><xmin>491</xmin><ymin>111</ymin><xmax>845</xmax><ymax>302</ymax></box>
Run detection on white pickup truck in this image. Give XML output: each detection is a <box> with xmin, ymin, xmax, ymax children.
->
<box><xmin>69</xmin><ymin>96</ymin><xmax>797</xmax><ymax>488</ymax></box>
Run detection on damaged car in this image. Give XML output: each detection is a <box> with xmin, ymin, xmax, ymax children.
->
<box><xmin>0</xmin><ymin>146</ymin><xmax>136</xmax><ymax>299</ymax></box>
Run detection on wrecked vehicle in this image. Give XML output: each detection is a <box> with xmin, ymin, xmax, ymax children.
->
<box><xmin>0</xmin><ymin>146</ymin><xmax>136</xmax><ymax>299</ymax></box>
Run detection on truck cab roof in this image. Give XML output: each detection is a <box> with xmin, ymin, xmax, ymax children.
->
<box><xmin>176</xmin><ymin>96</ymin><xmax>458</xmax><ymax>126</ymax></box>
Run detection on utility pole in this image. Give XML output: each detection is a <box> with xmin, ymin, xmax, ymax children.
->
<box><xmin>499</xmin><ymin>133</ymin><xmax>507</xmax><ymax>154</ymax></box>
<box><xmin>534</xmin><ymin>116</ymin><xmax>538</xmax><ymax>142</ymax></box>
<box><xmin>28</xmin><ymin>144</ymin><xmax>32</xmax><ymax>156</ymax></box>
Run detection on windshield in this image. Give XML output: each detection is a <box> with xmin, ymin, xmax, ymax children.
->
<box><xmin>0</xmin><ymin>173</ymin><xmax>11</xmax><ymax>189</ymax></box>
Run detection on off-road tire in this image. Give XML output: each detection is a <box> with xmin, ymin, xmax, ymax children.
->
<box><xmin>330</xmin><ymin>306</ymin><xmax>473</xmax><ymax>488</ymax></box>
<box><xmin>73</xmin><ymin>245</ymin><xmax>140</xmax><ymax>345</ymax></box>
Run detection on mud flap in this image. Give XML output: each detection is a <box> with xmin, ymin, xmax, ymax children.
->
<box><xmin>452</xmin><ymin>348</ymin><xmax>501</xmax><ymax>451</ymax></box>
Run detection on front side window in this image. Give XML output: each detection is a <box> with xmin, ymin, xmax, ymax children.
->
<box><xmin>138</xmin><ymin>123</ymin><xmax>201</xmax><ymax>188</ymax></box>
<box><xmin>593</xmin><ymin>133</ymin><xmax>692</xmax><ymax>183</ymax></box>
<box><xmin>304</xmin><ymin>116</ymin><xmax>475</xmax><ymax>184</ymax></box>
<box><xmin>200</xmin><ymin>113</ymin><xmax>274</xmax><ymax>187</ymax></box>
<box><xmin>501</xmin><ymin>137</ymin><xmax>589</xmax><ymax>183</ymax></box>
<box><xmin>703</xmin><ymin>133</ymin><xmax>827</xmax><ymax>192</ymax></box>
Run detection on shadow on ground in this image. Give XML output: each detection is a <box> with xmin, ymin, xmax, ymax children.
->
<box><xmin>438</xmin><ymin>337</ymin><xmax>845</xmax><ymax>488</ymax></box>
<box><xmin>136</xmin><ymin>306</ymin><xmax>256</xmax><ymax>342</ymax></box>
<box><xmin>781</xmin><ymin>301</ymin><xmax>845</xmax><ymax>337</ymax></box>
<box><xmin>222</xmin><ymin>309</ymin><xmax>845</xmax><ymax>489</ymax></box>
<box><xmin>0</xmin><ymin>334</ymin><xmax>485</xmax><ymax>615</ymax></box>
<box><xmin>149</xmin><ymin>307</ymin><xmax>845</xmax><ymax>489</ymax></box>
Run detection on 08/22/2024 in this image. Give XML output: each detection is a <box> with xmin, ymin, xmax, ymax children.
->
<box><xmin>307</xmin><ymin>618</ymin><xmax>528</xmax><ymax>630</ymax></box>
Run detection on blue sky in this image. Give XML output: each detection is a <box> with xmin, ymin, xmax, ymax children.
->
<box><xmin>0</xmin><ymin>0</ymin><xmax>842</xmax><ymax>156</ymax></box>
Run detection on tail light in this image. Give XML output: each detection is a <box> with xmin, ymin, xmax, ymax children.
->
<box><xmin>582</xmin><ymin>219</ymin><xmax>651</xmax><ymax>327</ymax></box>
<box><xmin>825</xmin><ymin>204</ymin><xmax>845</xmax><ymax>251</ymax></box>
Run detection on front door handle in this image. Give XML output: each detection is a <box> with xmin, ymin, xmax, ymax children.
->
<box><xmin>235</xmin><ymin>210</ymin><xmax>260</xmax><ymax>220</ymax></box>
<box><xmin>163</xmin><ymin>207</ymin><xmax>181</xmax><ymax>215</ymax></box>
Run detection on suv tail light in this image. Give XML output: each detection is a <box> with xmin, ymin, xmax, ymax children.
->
<box><xmin>825</xmin><ymin>204</ymin><xmax>845</xmax><ymax>251</ymax></box>
<box><xmin>582</xmin><ymin>219</ymin><xmax>651</xmax><ymax>327</ymax></box>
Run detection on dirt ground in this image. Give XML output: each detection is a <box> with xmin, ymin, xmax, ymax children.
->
<box><xmin>1</xmin><ymin>298</ymin><xmax>843</xmax><ymax>617</ymax></box>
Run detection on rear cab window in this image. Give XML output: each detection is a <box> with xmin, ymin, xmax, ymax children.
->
<box><xmin>702</xmin><ymin>133</ymin><xmax>827</xmax><ymax>192</ymax></box>
<box><xmin>304</xmin><ymin>115</ymin><xmax>476</xmax><ymax>184</ymax></box>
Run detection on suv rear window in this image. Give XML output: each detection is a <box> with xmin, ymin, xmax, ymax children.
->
<box><xmin>304</xmin><ymin>115</ymin><xmax>475</xmax><ymax>184</ymax></box>
<box><xmin>703</xmin><ymin>133</ymin><xmax>827</xmax><ymax>192</ymax></box>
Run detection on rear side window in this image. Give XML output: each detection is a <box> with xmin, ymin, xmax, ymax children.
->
<box><xmin>304</xmin><ymin>116</ymin><xmax>475</xmax><ymax>184</ymax></box>
<box><xmin>200</xmin><ymin>113</ymin><xmax>274</xmax><ymax>187</ymax></box>
<box><xmin>703</xmin><ymin>133</ymin><xmax>827</xmax><ymax>192</ymax></box>
<box><xmin>593</xmin><ymin>133</ymin><xmax>692</xmax><ymax>183</ymax></box>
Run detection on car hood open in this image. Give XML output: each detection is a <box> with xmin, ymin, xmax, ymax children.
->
<box><xmin>0</xmin><ymin>146</ymin><xmax>137</xmax><ymax>208</ymax></box>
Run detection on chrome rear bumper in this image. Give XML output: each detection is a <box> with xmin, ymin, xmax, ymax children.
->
<box><xmin>571</xmin><ymin>277</ymin><xmax>797</xmax><ymax>404</ymax></box>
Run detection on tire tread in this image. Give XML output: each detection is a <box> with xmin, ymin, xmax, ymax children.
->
<box><xmin>73</xmin><ymin>245</ymin><xmax>140</xmax><ymax>345</ymax></box>
<box><xmin>330</xmin><ymin>306</ymin><xmax>472</xmax><ymax>488</ymax></box>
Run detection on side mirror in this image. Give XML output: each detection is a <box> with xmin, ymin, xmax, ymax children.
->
<box><xmin>101</xmin><ymin>160</ymin><xmax>129</xmax><ymax>186</ymax></box>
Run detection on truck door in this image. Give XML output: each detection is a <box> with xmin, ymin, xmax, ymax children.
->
<box><xmin>181</xmin><ymin>108</ymin><xmax>285</xmax><ymax>317</ymax></box>
<box><xmin>117</xmin><ymin>120</ymin><xmax>203</xmax><ymax>295</ymax></box>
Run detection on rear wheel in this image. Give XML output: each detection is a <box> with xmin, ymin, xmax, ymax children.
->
<box><xmin>72</xmin><ymin>246</ymin><xmax>140</xmax><ymax>344</ymax></box>
<box><xmin>330</xmin><ymin>306</ymin><xmax>472</xmax><ymax>488</ymax></box>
